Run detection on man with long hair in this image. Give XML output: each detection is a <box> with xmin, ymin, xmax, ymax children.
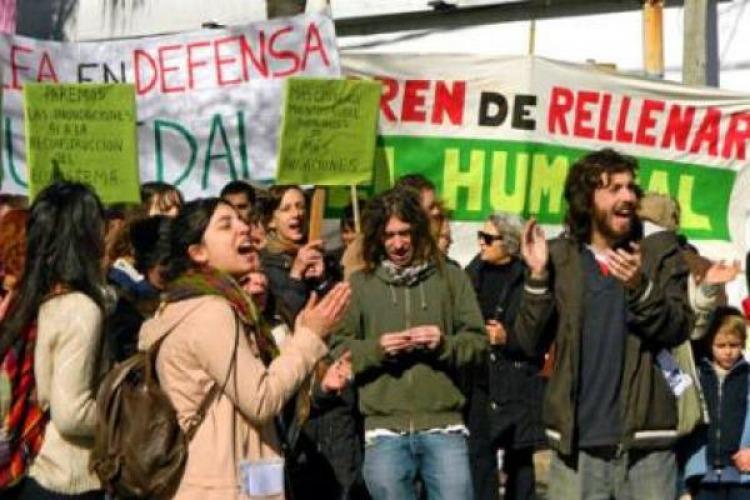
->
<box><xmin>334</xmin><ymin>186</ymin><xmax>487</xmax><ymax>500</ymax></box>
<box><xmin>515</xmin><ymin>148</ymin><xmax>693</xmax><ymax>499</ymax></box>
<box><xmin>342</xmin><ymin>174</ymin><xmax>443</xmax><ymax>279</ymax></box>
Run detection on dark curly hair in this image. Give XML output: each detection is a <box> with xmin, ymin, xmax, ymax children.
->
<box><xmin>362</xmin><ymin>186</ymin><xmax>441</xmax><ymax>273</ymax></box>
<box><xmin>564</xmin><ymin>148</ymin><xmax>642</xmax><ymax>244</ymax></box>
<box><xmin>394</xmin><ymin>173</ymin><xmax>435</xmax><ymax>193</ymax></box>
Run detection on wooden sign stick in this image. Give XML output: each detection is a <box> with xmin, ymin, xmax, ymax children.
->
<box><xmin>308</xmin><ymin>187</ymin><xmax>326</xmax><ymax>242</ymax></box>
<box><xmin>350</xmin><ymin>185</ymin><xmax>361</xmax><ymax>234</ymax></box>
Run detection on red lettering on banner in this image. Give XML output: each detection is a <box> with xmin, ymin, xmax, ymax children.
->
<box><xmin>269</xmin><ymin>26</ymin><xmax>300</xmax><ymax>77</ymax></box>
<box><xmin>187</xmin><ymin>41</ymin><xmax>211</xmax><ymax>89</ymax></box>
<box><xmin>573</xmin><ymin>90</ymin><xmax>598</xmax><ymax>138</ymax></box>
<box><xmin>597</xmin><ymin>93</ymin><xmax>614</xmax><ymax>141</ymax></box>
<box><xmin>661</xmin><ymin>105</ymin><xmax>695</xmax><ymax>151</ymax></box>
<box><xmin>239</xmin><ymin>33</ymin><xmax>269</xmax><ymax>79</ymax></box>
<box><xmin>301</xmin><ymin>22</ymin><xmax>330</xmax><ymax>70</ymax></box>
<box><xmin>158</xmin><ymin>44</ymin><xmax>185</xmax><ymax>93</ymax></box>
<box><xmin>122</xmin><ymin>21</ymin><xmax>332</xmax><ymax>96</ymax></box>
<box><xmin>689</xmin><ymin>107</ymin><xmax>721</xmax><ymax>155</ymax></box>
<box><xmin>214</xmin><ymin>36</ymin><xmax>242</xmax><ymax>86</ymax></box>
<box><xmin>378</xmin><ymin>77</ymin><xmax>399</xmax><ymax>122</ymax></box>
<box><xmin>615</xmin><ymin>97</ymin><xmax>634</xmax><ymax>143</ymax></box>
<box><xmin>401</xmin><ymin>80</ymin><xmax>429</xmax><ymax>122</ymax></box>
<box><xmin>635</xmin><ymin>99</ymin><xmax>665</xmax><ymax>147</ymax></box>
<box><xmin>722</xmin><ymin>112</ymin><xmax>750</xmax><ymax>160</ymax></box>
<box><xmin>134</xmin><ymin>49</ymin><xmax>158</xmax><ymax>95</ymax></box>
<box><xmin>542</xmin><ymin>87</ymin><xmax>747</xmax><ymax>161</ymax></box>
<box><xmin>548</xmin><ymin>86</ymin><xmax>573</xmax><ymax>135</ymax></box>
<box><xmin>432</xmin><ymin>81</ymin><xmax>465</xmax><ymax>125</ymax></box>
<box><xmin>4</xmin><ymin>44</ymin><xmax>32</xmax><ymax>90</ymax></box>
<box><xmin>36</xmin><ymin>52</ymin><xmax>58</xmax><ymax>83</ymax></box>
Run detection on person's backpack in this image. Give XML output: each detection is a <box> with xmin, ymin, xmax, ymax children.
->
<box><xmin>0</xmin><ymin>323</ymin><xmax>48</xmax><ymax>489</ymax></box>
<box><xmin>90</xmin><ymin>317</ymin><xmax>239</xmax><ymax>499</ymax></box>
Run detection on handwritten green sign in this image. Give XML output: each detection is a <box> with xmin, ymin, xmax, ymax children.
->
<box><xmin>276</xmin><ymin>78</ymin><xmax>381</xmax><ymax>186</ymax></box>
<box><xmin>23</xmin><ymin>83</ymin><xmax>140</xmax><ymax>203</ymax></box>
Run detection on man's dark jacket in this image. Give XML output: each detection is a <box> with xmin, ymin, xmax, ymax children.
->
<box><xmin>514</xmin><ymin>232</ymin><xmax>693</xmax><ymax>456</ymax></box>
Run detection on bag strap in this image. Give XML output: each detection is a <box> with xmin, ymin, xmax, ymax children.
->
<box><xmin>184</xmin><ymin>312</ymin><xmax>241</xmax><ymax>441</ymax></box>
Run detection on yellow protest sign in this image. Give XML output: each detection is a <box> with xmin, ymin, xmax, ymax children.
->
<box><xmin>276</xmin><ymin>78</ymin><xmax>381</xmax><ymax>186</ymax></box>
<box><xmin>23</xmin><ymin>83</ymin><xmax>140</xmax><ymax>203</ymax></box>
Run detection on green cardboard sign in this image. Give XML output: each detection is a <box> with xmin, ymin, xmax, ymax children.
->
<box><xmin>276</xmin><ymin>78</ymin><xmax>381</xmax><ymax>186</ymax></box>
<box><xmin>23</xmin><ymin>83</ymin><xmax>140</xmax><ymax>203</ymax></box>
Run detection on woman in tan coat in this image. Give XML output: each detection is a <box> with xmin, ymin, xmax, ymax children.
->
<box><xmin>138</xmin><ymin>198</ymin><xmax>350</xmax><ymax>500</ymax></box>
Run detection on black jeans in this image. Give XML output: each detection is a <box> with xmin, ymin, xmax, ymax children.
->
<box><xmin>470</xmin><ymin>442</ymin><xmax>535</xmax><ymax>500</ymax></box>
<box><xmin>16</xmin><ymin>478</ymin><xmax>103</xmax><ymax>500</ymax></box>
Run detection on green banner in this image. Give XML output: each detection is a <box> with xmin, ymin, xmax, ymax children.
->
<box><xmin>23</xmin><ymin>83</ymin><xmax>140</xmax><ymax>203</ymax></box>
<box><xmin>328</xmin><ymin>136</ymin><xmax>734</xmax><ymax>241</ymax></box>
<box><xmin>276</xmin><ymin>78</ymin><xmax>381</xmax><ymax>186</ymax></box>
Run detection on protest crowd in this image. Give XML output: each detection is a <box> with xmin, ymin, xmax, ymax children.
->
<box><xmin>0</xmin><ymin>145</ymin><xmax>749</xmax><ymax>500</ymax></box>
<box><xmin>0</xmin><ymin>6</ymin><xmax>749</xmax><ymax>499</ymax></box>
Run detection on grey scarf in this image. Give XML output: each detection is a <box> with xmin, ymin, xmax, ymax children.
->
<box><xmin>381</xmin><ymin>260</ymin><xmax>430</xmax><ymax>286</ymax></box>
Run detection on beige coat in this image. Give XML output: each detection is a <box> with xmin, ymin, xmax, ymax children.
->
<box><xmin>138</xmin><ymin>296</ymin><xmax>327</xmax><ymax>500</ymax></box>
<box><xmin>30</xmin><ymin>292</ymin><xmax>102</xmax><ymax>494</ymax></box>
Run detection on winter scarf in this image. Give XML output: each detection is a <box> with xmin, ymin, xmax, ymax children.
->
<box><xmin>381</xmin><ymin>260</ymin><xmax>431</xmax><ymax>286</ymax></box>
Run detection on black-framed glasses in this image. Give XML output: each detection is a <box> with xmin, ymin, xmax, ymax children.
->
<box><xmin>477</xmin><ymin>231</ymin><xmax>504</xmax><ymax>245</ymax></box>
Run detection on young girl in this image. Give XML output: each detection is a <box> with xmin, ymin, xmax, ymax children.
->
<box><xmin>685</xmin><ymin>306</ymin><xmax>750</xmax><ymax>499</ymax></box>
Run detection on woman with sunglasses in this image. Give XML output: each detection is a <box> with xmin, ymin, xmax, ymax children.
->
<box><xmin>464</xmin><ymin>213</ymin><xmax>546</xmax><ymax>500</ymax></box>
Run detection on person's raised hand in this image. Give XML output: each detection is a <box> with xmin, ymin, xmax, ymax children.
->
<box><xmin>606</xmin><ymin>242</ymin><xmax>643</xmax><ymax>290</ymax></box>
<box><xmin>291</xmin><ymin>239</ymin><xmax>324</xmax><ymax>280</ymax></box>
<box><xmin>303</xmin><ymin>258</ymin><xmax>325</xmax><ymax>280</ymax></box>
<box><xmin>321</xmin><ymin>350</ymin><xmax>353</xmax><ymax>393</ymax></box>
<box><xmin>486</xmin><ymin>320</ymin><xmax>507</xmax><ymax>346</ymax></box>
<box><xmin>296</xmin><ymin>282</ymin><xmax>351</xmax><ymax>339</ymax></box>
<box><xmin>521</xmin><ymin>219</ymin><xmax>549</xmax><ymax>279</ymax></box>
<box><xmin>701</xmin><ymin>260</ymin><xmax>741</xmax><ymax>286</ymax></box>
<box><xmin>733</xmin><ymin>448</ymin><xmax>750</xmax><ymax>473</ymax></box>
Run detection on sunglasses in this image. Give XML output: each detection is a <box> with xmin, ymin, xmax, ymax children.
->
<box><xmin>477</xmin><ymin>231</ymin><xmax>504</xmax><ymax>245</ymax></box>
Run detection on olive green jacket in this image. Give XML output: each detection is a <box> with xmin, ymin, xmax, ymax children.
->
<box><xmin>335</xmin><ymin>262</ymin><xmax>487</xmax><ymax>432</ymax></box>
<box><xmin>514</xmin><ymin>233</ymin><xmax>693</xmax><ymax>456</ymax></box>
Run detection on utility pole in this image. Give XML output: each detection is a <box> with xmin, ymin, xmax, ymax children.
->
<box><xmin>528</xmin><ymin>19</ymin><xmax>536</xmax><ymax>56</ymax></box>
<box><xmin>267</xmin><ymin>0</ymin><xmax>307</xmax><ymax>19</ymax></box>
<box><xmin>643</xmin><ymin>0</ymin><xmax>664</xmax><ymax>79</ymax></box>
<box><xmin>683</xmin><ymin>0</ymin><xmax>720</xmax><ymax>86</ymax></box>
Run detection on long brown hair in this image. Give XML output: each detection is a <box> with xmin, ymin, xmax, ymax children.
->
<box><xmin>0</xmin><ymin>182</ymin><xmax>105</xmax><ymax>358</ymax></box>
<box><xmin>362</xmin><ymin>186</ymin><xmax>441</xmax><ymax>273</ymax></box>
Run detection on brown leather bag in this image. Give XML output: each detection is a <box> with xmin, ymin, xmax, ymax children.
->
<box><xmin>90</xmin><ymin>318</ymin><xmax>239</xmax><ymax>499</ymax></box>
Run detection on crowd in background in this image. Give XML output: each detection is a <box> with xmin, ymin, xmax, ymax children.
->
<box><xmin>0</xmin><ymin>147</ymin><xmax>749</xmax><ymax>500</ymax></box>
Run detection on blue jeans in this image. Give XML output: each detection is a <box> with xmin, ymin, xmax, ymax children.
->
<box><xmin>548</xmin><ymin>447</ymin><xmax>677</xmax><ymax>500</ymax></box>
<box><xmin>363</xmin><ymin>432</ymin><xmax>473</xmax><ymax>500</ymax></box>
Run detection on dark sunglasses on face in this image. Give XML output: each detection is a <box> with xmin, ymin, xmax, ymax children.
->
<box><xmin>478</xmin><ymin>231</ymin><xmax>504</xmax><ymax>245</ymax></box>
